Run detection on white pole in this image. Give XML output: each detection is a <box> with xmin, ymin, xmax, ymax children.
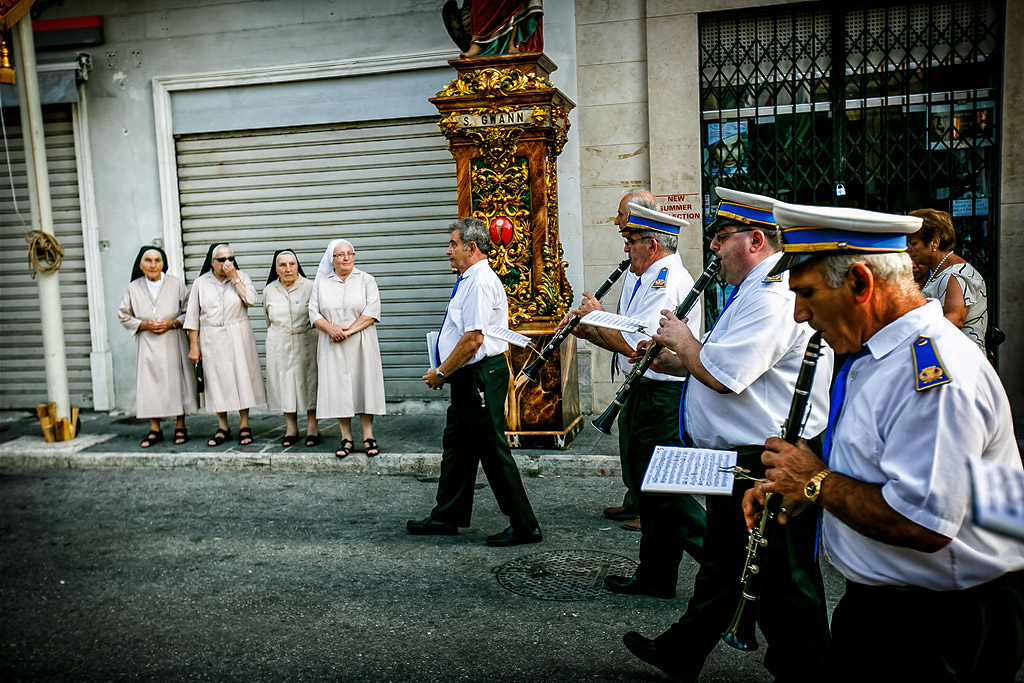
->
<box><xmin>13</xmin><ymin>15</ymin><xmax>70</xmax><ymax>422</ymax></box>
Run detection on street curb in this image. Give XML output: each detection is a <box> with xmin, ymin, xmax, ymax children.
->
<box><xmin>0</xmin><ymin>446</ymin><xmax>623</xmax><ymax>478</ymax></box>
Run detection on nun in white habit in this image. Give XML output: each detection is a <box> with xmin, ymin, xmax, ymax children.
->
<box><xmin>118</xmin><ymin>245</ymin><xmax>198</xmax><ymax>448</ymax></box>
<box><xmin>309</xmin><ymin>238</ymin><xmax>386</xmax><ymax>459</ymax></box>
<box><xmin>184</xmin><ymin>243</ymin><xmax>266</xmax><ymax>447</ymax></box>
<box><xmin>263</xmin><ymin>249</ymin><xmax>319</xmax><ymax>448</ymax></box>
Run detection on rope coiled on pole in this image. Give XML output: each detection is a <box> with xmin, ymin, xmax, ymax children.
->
<box><xmin>25</xmin><ymin>230</ymin><xmax>64</xmax><ymax>279</ymax></box>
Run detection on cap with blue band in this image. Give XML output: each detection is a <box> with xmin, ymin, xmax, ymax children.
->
<box><xmin>768</xmin><ymin>201</ymin><xmax>923</xmax><ymax>276</ymax></box>
<box><xmin>707</xmin><ymin>187</ymin><xmax>778</xmax><ymax>235</ymax></box>
<box><xmin>624</xmin><ymin>202</ymin><xmax>689</xmax><ymax>236</ymax></box>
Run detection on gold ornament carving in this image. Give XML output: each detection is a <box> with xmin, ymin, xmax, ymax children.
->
<box><xmin>436</xmin><ymin>67</ymin><xmax>553</xmax><ymax>99</ymax></box>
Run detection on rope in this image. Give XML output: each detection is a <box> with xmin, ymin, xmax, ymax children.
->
<box><xmin>25</xmin><ymin>230</ymin><xmax>64</xmax><ymax>279</ymax></box>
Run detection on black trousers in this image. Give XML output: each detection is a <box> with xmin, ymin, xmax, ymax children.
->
<box><xmin>430</xmin><ymin>355</ymin><xmax>538</xmax><ymax>532</ymax></box>
<box><xmin>655</xmin><ymin>449</ymin><xmax>830</xmax><ymax>680</ymax></box>
<box><xmin>619</xmin><ymin>380</ymin><xmax>706</xmax><ymax>590</ymax></box>
<box><xmin>828</xmin><ymin>569</ymin><xmax>1024</xmax><ymax>682</ymax></box>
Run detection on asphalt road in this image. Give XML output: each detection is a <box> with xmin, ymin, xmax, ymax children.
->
<box><xmin>0</xmin><ymin>468</ymin><xmax>843</xmax><ymax>683</ymax></box>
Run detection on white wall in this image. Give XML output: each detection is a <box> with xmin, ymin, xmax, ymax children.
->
<box><xmin>33</xmin><ymin>0</ymin><xmax>581</xmax><ymax>412</ymax></box>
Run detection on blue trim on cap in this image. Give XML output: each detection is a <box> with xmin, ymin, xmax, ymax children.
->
<box><xmin>781</xmin><ymin>227</ymin><xmax>908</xmax><ymax>252</ymax></box>
<box><xmin>716</xmin><ymin>200</ymin><xmax>775</xmax><ymax>227</ymax></box>
<box><xmin>625</xmin><ymin>213</ymin><xmax>681</xmax><ymax>236</ymax></box>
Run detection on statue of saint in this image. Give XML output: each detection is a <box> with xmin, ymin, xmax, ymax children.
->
<box><xmin>443</xmin><ymin>0</ymin><xmax>543</xmax><ymax>58</ymax></box>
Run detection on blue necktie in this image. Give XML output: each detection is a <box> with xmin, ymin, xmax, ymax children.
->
<box><xmin>610</xmin><ymin>276</ymin><xmax>646</xmax><ymax>381</ymax></box>
<box><xmin>814</xmin><ymin>347</ymin><xmax>868</xmax><ymax>557</ymax></box>
<box><xmin>821</xmin><ymin>348</ymin><xmax>869</xmax><ymax>465</ymax></box>
<box><xmin>677</xmin><ymin>284</ymin><xmax>740</xmax><ymax>443</ymax></box>
<box><xmin>435</xmin><ymin>275</ymin><xmax>463</xmax><ymax>366</ymax></box>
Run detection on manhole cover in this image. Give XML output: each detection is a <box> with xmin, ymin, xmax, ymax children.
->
<box><xmin>494</xmin><ymin>549</ymin><xmax>639</xmax><ymax>601</ymax></box>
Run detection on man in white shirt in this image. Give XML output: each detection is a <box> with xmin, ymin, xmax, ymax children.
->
<box><xmin>622</xmin><ymin>188</ymin><xmax>833</xmax><ymax>682</ymax></box>
<box><xmin>408</xmin><ymin>217</ymin><xmax>541</xmax><ymax>547</ymax></box>
<box><xmin>751</xmin><ymin>201</ymin><xmax>1024</xmax><ymax>681</ymax></box>
<box><xmin>572</xmin><ymin>193</ymin><xmax>706</xmax><ymax>598</ymax></box>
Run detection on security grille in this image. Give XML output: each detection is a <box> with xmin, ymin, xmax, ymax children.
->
<box><xmin>699</xmin><ymin>0</ymin><xmax>1002</xmax><ymax>332</ymax></box>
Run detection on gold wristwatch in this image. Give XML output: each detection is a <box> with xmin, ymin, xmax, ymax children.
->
<box><xmin>804</xmin><ymin>468</ymin><xmax>833</xmax><ymax>503</ymax></box>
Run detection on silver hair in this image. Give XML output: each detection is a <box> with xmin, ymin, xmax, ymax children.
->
<box><xmin>450</xmin><ymin>217</ymin><xmax>492</xmax><ymax>255</ymax></box>
<box><xmin>639</xmin><ymin>230</ymin><xmax>678</xmax><ymax>253</ymax></box>
<box><xmin>820</xmin><ymin>252</ymin><xmax>915</xmax><ymax>289</ymax></box>
<box><xmin>332</xmin><ymin>239</ymin><xmax>354</xmax><ymax>255</ymax></box>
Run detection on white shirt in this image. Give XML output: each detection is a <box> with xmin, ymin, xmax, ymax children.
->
<box><xmin>437</xmin><ymin>259</ymin><xmax>509</xmax><ymax>366</ymax></box>
<box><xmin>824</xmin><ymin>300</ymin><xmax>1024</xmax><ymax>590</ymax></box>
<box><xmin>684</xmin><ymin>252</ymin><xmax>833</xmax><ymax>449</ymax></box>
<box><xmin>615</xmin><ymin>253</ymin><xmax>700</xmax><ymax>382</ymax></box>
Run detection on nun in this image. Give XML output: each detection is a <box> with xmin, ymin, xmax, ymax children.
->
<box><xmin>309</xmin><ymin>238</ymin><xmax>386</xmax><ymax>458</ymax></box>
<box><xmin>263</xmin><ymin>249</ymin><xmax>319</xmax><ymax>447</ymax></box>
<box><xmin>117</xmin><ymin>245</ymin><xmax>198</xmax><ymax>447</ymax></box>
<box><xmin>184</xmin><ymin>243</ymin><xmax>266</xmax><ymax>446</ymax></box>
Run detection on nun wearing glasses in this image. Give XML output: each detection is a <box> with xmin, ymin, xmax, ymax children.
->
<box><xmin>185</xmin><ymin>243</ymin><xmax>266</xmax><ymax>447</ymax></box>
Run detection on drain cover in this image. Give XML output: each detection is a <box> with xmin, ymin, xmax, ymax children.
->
<box><xmin>494</xmin><ymin>549</ymin><xmax>639</xmax><ymax>601</ymax></box>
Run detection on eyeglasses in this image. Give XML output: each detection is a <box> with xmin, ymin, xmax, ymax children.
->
<box><xmin>623</xmin><ymin>236</ymin><xmax>650</xmax><ymax>247</ymax></box>
<box><xmin>712</xmin><ymin>228</ymin><xmax>757</xmax><ymax>243</ymax></box>
<box><xmin>213</xmin><ymin>256</ymin><xmax>235</xmax><ymax>263</ymax></box>
<box><xmin>334</xmin><ymin>252</ymin><xmax>355</xmax><ymax>259</ymax></box>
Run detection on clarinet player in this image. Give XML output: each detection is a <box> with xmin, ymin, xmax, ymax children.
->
<box><xmin>751</xmin><ymin>202</ymin><xmax>1024</xmax><ymax>681</ymax></box>
<box><xmin>571</xmin><ymin>192</ymin><xmax>706</xmax><ymax>598</ymax></box>
<box><xmin>622</xmin><ymin>188</ymin><xmax>834</xmax><ymax>682</ymax></box>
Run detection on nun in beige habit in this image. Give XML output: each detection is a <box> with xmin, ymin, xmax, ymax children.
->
<box><xmin>185</xmin><ymin>243</ymin><xmax>266</xmax><ymax>447</ymax></box>
<box><xmin>263</xmin><ymin>249</ymin><xmax>319</xmax><ymax>448</ymax></box>
<box><xmin>118</xmin><ymin>245</ymin><xmax>198</xmax><ymax>448</ymax></box>
<box><xmin>309</xmin><ymin>238</ymin><xmax>386</xmax><ymax>459</ymax></box>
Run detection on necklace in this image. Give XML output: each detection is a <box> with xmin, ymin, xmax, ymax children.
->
<box><xmin>924</xmin><ymin>251</ymin><xmax>952</xmax><ymax>288</ymax></box>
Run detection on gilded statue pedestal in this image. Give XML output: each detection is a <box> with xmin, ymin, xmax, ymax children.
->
<box><xmin>430</xmin><ymin>52</ymin><xmax>579</xmax><ymax>449</ymax></box>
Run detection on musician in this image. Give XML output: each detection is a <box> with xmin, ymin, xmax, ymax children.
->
<box><xmin>408</xmin><ymin>217</ymin><xmax>541</xmax><ymax>547</ymax></box>
<box><xmin>751</xmin><ymin>202</ymin><xmax>1024</xmax><ymax>681</ymax></box>
<box><xmin>622</xmin><ymin>188</ymin><xmax>833</xmax><ymax>682</ymax></box>
<box><xmin>572</xmin><ymin>192</ymin><xmax>706</xmax><ymax>598</ymax></box>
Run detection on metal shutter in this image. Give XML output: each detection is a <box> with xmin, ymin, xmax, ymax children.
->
<box><xmin>0</xmin><ymin>106</ymin><xmax>91</xmax><ymax>409</ymax></box>
<box><xmin>175</xmin><ymin>117</ymin><xmax>458</xmax><ymax>402</ymax></box>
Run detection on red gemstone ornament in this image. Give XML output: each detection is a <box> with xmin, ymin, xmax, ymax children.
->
<box><xmin>489</xmin><ymin>216</ymin><xmax>514</xmax><ymax>246</ymax></box>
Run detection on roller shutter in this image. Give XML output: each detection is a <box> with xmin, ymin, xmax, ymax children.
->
<box><xmin>0</xmin><ymin>106</ymin><xmax>91</xmax><ymax>409</ymax></box>
<box><xmin>175</xmin><ymin>117</ymin><xmax>458</xmax><ymax>401</ymax></box>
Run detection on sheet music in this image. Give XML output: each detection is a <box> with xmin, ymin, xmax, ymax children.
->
<box><xmin>641</xmin><ymin>446</ymin><xmax>737</xmax><ymax>495</ymax></box>
<box><xmin>579</xmin><ymin>311</ymin><xmax>647</xmax><ymax>334</ymax></box>
<box><xmin>426</xmin><ymin>331</ymin><xmax>439</xmax><ymax>369</ymax></box>
<box><xmin>969</xmin><ymin>457</ymin><xmax>1024</xmax><ymax>540</ymax></box>
<box><xmin>485</xmin><ymin>326</ymin><xmax>532</xmax><ymax>348</ymax></box>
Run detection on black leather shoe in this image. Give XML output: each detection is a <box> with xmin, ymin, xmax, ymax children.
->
<box><xmin>485</xmin><ymin>526</ymin><xmax>542</xmax><ymax>547</ymax></box>
<box><xmin>406</xmin><ymin>517</ymin><xmax>459</xmax><ymax>535</ymax></box>
<box><xmin>623</xmin><ymin>631</ymin><xmax>695</xmax><ymax>683</ymax></box>
<box><xmin>604</xmin><ymin>574</ymin><xmax>675</xmax><ymax>599</ymax></box>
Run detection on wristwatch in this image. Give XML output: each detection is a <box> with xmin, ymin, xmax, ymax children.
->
<box><xmin>804</xmin><ymin>468</ymin><xmax>833</xmax><ymax>503</ymax></box>
<box><xmin>435</xmin><ymin>369</ymin><xmax>446</xmax><ymax>382</ymax></box>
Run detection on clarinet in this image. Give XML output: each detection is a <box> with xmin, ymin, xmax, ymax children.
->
<box><xmin>591</xmin><ymin>257</ymin><xmax>720</xmax><ymax>434</ymax></box>
<box><xmin>519</xmin><ymin>259</ymin><xmax>630</xmax><ymax>383</ymax></box>
<box><xmin>721</xmin><ymin>331</ymin><xmax>824</xmax><ymax>651</ymax></box>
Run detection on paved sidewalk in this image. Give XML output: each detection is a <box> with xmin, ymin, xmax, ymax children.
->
<box><xmin>0</xmin><ymin>408</ymin><xmax>624</xmax><ymax>476</ymax></box>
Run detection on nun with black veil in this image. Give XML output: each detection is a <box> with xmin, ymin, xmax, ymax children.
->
<box><xmin>184</xmin><ymin>243</ymin><xmax>266</xmax><ymax>447</ymax></box>
<box><xmin>263</xmin><ymin>249</ymin><xmax>319</xmax><ymax>447</ymax></box>
<box><xmin>118</xmin><ymin>245</ymin><xmax>198</xmax><ymax>447</ymax></box>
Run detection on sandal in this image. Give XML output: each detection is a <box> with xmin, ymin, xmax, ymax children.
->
<box><xmin>174</xmin><ymin>428</ymin><xmax>188</xmax><ymax>445</ymax></box>
<box><xmin>141</xmin><ymin>430</ymin><xmax>164</xmax><ymax>448</ymax></box>
<box><xmin>336</xmin><ymin>439</ymin><xmax>354</xmax><ymax>459</ymax></box>
<box><xmin>363</xmin><ymin>438</ymin><xmax>379</xmax><ymax>457</ymax></box>
<box><xmin>239</xmin><ymin>427</ymin><xmax>254</xmax><ymax>446</ymax></box>
<box><xmin>305</xmin><ymin>434</ymin><xmax>321</xmax><ymax>447</ymax></box>
<box><xmin>208</xmin><ymin>428</ymin><xmax>231</xmax><ymax>447</ymax></box>
<box><xmin>281</xmin><ymin>434</ymin><xmax>299</xmax><ymax>448</ymax></box>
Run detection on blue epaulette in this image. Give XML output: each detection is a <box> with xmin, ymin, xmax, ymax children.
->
<box><xmin>761</xmin><ymin>273</ymin><xmax>782</xmax><ymax>283</ymax></box>
<box><xmin>912</xmin><ymin>336</ymin><xmax>951</xmax><ymax>391</ymax></box>
<box><xmin>651</xmin><ymin>267</ymin><xmax>668</xmax><ymax>289</ymax></box>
